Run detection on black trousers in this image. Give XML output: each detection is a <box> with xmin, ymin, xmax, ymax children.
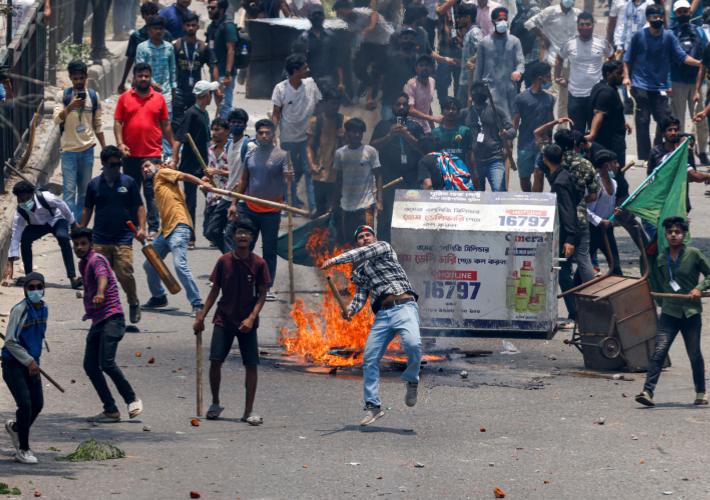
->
<box><xmin>203</xmin><ymin>198</ymin><xmax>232</xmax><ymax>254</ymax></box>
<box><xmin>2</xmin><ymin>358</ymin><xmax>43</xmax><ymax>451</ymax></box>
<box><xmin>122</xmin><ymin>157</ymin><xmax>160</xmax><ymax>233</ymax></box>
<box><xmin>73</xmin><ymin>0</ymin><xmax>113</xmax><ymax>55</ymax></box>
<box><xmin>631</xmin><ymin>87</ymin><xmax>671</xmax><ymax>161</ymax></box>
<box><xmin>589</xmin><ymin>222</ymin><xmax>622</xmax><ymax>275</ymax></box>
<box><xmin>313</xmin><ymin>180</ymin><xmax>334</xmax><ymax>217</ymax></box>
<box><xmin>20</xmin><ymin>218</ymin><xmax>76</xmax><ymax>278</ymax></box>
<box><xmin>567</xmin><ymin>94</ymin><xmax>592</xmax><ymax>134</ymax></box>
<box><xmin>353</xmin><ymin>41</ymin><xmax>388</xmax><ymax>90</ymax></box>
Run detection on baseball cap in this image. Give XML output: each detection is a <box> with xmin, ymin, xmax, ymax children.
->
<box><xmin>399</xmin><ymin>26</ymin><xmax>417</xmax><ymax>36</ymax></box>
<box><xmin>674</xmin><ymin>0</ymin><xmax>691</xmax><ymax>10</ymax></box>
<box><xmin>308</xmin><ymin>4</ymin><xmax>325</xmax><ymax>15</ymax></box>
<box><xmin>193</xmin><ymin>80</ymin><xmax>219</xmax><ymax>96</ymax></box>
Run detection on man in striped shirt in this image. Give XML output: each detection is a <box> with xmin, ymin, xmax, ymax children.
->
<box><xmin>72</xmin><ymin>227</ymin><xmax>143</xmax><ymax>423</ymax></box>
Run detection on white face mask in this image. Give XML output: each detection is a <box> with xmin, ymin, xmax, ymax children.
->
<box><xmin>495</xmin><ymin>21</ymin><xmax>508</xmax><ymax>33</ymax></box>
<box><xmin>27</xmin><ymin>290</ymin><xmax>43</xmax><ymax>304</ymax></box>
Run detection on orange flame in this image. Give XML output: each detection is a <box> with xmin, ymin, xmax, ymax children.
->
<box><xmin>278</xmin><ymin>228</ymin><xmax>402</xmax><ymax>366</ymax></box>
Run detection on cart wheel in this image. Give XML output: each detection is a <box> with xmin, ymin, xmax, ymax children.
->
<box><xmin>599</xmin><ymin>337</ymin><xmax>621</xmax><ymax>359</ymax></box>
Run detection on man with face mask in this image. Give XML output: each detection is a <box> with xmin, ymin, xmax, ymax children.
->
<box><xmin>4</xmin><ymin>182</ymin><xmax>80</xmax><ymax>289</ymax></box>
<box><xmin>2</xmin><ymin>272</ymin><xmax>49</xmax><ymax>464</ymax></box>
<box><xmin>525</xmin><ymin>0</ymin><xmax>581</xmax><ymax>123</ymax></box>
<box><xmin>375</xmin><ymin>28</ymin><xmax>420</xmax><ymax>118</ymax></box>
<box><xmin>80</xmin><ymin>146</ymin><xmax>146</xmax><ymax>326</ymax></box>
<box><xmin>298</xmin><ymin>5</ymin><xmax>344</xmax><ymax>92</ymax></box>
<box><xmin>623</xmin><ymin>3</ymin><xmax>702</xmax><ymax>160</ymax></box>
<box><xmin>473</xmin><ymin>7</ymin><xmax>525</xmax><ymax>119</ymax></box>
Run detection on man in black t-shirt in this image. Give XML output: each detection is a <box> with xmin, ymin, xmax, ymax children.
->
<box><xmin>299</xmin><ymin>5</ymin><xmax>344</xmax><ymax>91</ymax></box>
<box><xmin>368</xmin><ymin>28</ymin><xmax>419</xmax><ymax>115</ymax></box>
<box><xmin>172</xmin><ymin>13</ymin><xmax>219</xmax><ymax>132</ymax></box>
<box><xmin>588</xmin><ymin>60</ymin><xmax>648</xmax><ymax>250</ymax></box>
<box><xmin>370</xmin><ymin>94</ymin><xmax>424</xmax><ymax>243</ymax></box>
<box><xmin>417</xmin><ymin>133</ymin><xmax>446</xmax><ymax>190</ymax></box>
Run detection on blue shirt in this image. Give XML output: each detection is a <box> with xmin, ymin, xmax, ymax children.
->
<box><xmin>159</xmin><ymin>4</ymin><xmax>193</xmax><ymax>39</ymax></box>
<box><xmin>624</xmin><ymin>27</ymin><xmax>688</xmax><ymax>91</ymax></box>
<box><xmin>84</xmin><ymin>173</ymin><xmax>143</xmax><ymax>245</ymax></box>
<box><xmin>1</xmin><ymin>299</ymin><xmax>47</xmax><ymax>366</ymax></box>
<box><xmin>136</xmin><ymin>39</ymin><xmax>177</xmax><ymax>104</ymax></box>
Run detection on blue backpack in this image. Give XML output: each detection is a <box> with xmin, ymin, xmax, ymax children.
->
<box><xmin>431</xmin><ymin>152</ymin><xmax>476</xmax><ymax>191</ymax></box>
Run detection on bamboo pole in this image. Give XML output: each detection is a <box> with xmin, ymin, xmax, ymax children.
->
<box><xmin>0</xmin><ymin>332</ymin><xmax>65</xmax><ymax>393</ymax></box>
<box><xmin>621</xmin><ymin>160</ymin><xmax>635</xmax><ymax>173</ymax></box>
<box><xmin>184</xmin><ymin>133</ymin><xmax>219</xmax><ymax>188</ymax></box>
<box><xmin>327</xmin><ymin>276</ymin><xmax>351</xmax><ymax>322</ymax></box>
<box><xmin>286</xmin><ymin>152</ymin><xmax>295</xmax><ymax>305</ymax></box>
<box><xmin>199</xmin><ymin>185</ymin><xmax>310</xmax><ymax>216</ymax></box>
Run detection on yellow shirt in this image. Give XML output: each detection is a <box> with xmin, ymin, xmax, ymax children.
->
<box><xmin>153</xmin><ymin>168</ymin><xmax>193</xmax><ymax>237</ymax></box>
<box><xmin>307</xmin><ymin>114</ymin><xmax>349</xmax><ymax>183</ymax></box>
<box><xmin>52</xmin><ymin>88</ymin><xmax>103</xmax><ymax>153</ymax></box>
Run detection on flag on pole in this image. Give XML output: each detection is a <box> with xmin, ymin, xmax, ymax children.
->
<box><xmin>620</xmin><ymin>139</ymin><xmax>690</xmax><ymax>255</ymax></box>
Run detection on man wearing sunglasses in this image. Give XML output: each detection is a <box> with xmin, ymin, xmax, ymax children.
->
<box><xmin>2</xmin><ymin>272</ymin><xmax>48</xmax><ymax>464</ymax></box>
<box><xmin>80</xmin><ymin>145</ymin><xmax>146</xmax><ymax>325</ymax></box>
<box><xmin>193</xmin><ymin>218</ymin><xmax>269</xmax><ymax>423</ymax></box>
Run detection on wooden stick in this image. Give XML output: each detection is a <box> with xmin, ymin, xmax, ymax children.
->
<box><xmin>199</xmin><ymin>186</ymin><xmax>310</xmax><ymax>216</ymax></box>
<box><xmin>326</xmin><ymin>276</ymin><xmax>351</xmax><ymax>322</ymax></box>
<box><xmin>0</xmin><ymin>332</ymin><xmax>65</xmax><ymax>393</ymax></box>
<box><xmin>483</xmin><ymin>84</ymin><xmax>518</xmax><ymax>175</ymax></box>
<box><xmin>286</xmin><ymin>152</ymin><xmax>295</xmax><ymax>305</ymax></box>
<box><xmin>4</xmin><ymin>161</ymin><xmax>31</xmax><ymax>182</ymax></box>
<box><xmin>621</xmin><ymin>160</ymin><xmax>635</xmax><ymax>173</ymax></box>
<box><xmin>196</xmin><ymin>331</ymin><xmax>203</xmax><ymax>416</ymax></box>
<box><xmin>651</xmin><ymin>291</ymin><xmax>710</xmax><ymax>300</ymax></box>
<box><xmin>184</xmin><ymin>133</ymin><xmax>219</xmax><ymax>188</ymax></box>
<box><xmin>379</xmin><ymin>177</ymin><xmax>403</xmax><ymax>191</ymax></box>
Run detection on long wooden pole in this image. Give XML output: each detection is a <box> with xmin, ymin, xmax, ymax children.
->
<box><xmin>620</xmin><ymin>160</ymin><xmax>635</xmax><ymax>173</ymax></box>
<box><xmin>286</xmin><ymin>152</ymin><xmax>295</xmax><ymax>305</ymax></box>
<box><xmin>327</xmin><ymin>276</ymin><xmax>351</xmax><ymax>322</ymax></box>
<box><xmin>199</xmin><ymin>186</ymin><xmax>310</xmax><ymax>216</ymax></box>
<box><xmin>0</xmin><ymin>332</ymin><xmax>65</xmax><ymax>393</ymax></box>
<box><xmin>184</xmin><ymin>133</ymin><xmax>219</xmax><ymax>188</ymax></box>
<box><xmin>196</xmin><ymin>332</ymin><xmax>203</xmax><ymax>416</ymax></box>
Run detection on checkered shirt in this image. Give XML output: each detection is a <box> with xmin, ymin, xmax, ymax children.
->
<box><xmin>79</xmin><ymin>249</ymin><xmax>124</xmax><ymax>324</ymax></box>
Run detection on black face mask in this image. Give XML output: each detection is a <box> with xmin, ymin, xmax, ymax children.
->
<box><xmin>471</xmin><ymin>93</ymin><xmax>487</xmax><ymax>105</ymax></box>
<box><xmin>676</xmin><ymin>15</ymin><xmax>691</xmax><ymax>24</ymax></box>
<box><xmin>103</xmin><ymin>167</ymin><xmax>121</xmax><ymax>183</ymax></box>
<box><xmin>400</xmin><ymin>40</ymin><xmax>416</xmax><ymax>52</ymax></box>
<box><xmin>311</xmin><ymin>17</ymin><xmax>324</xmax><ymax>28</ymax></box>
<box><xmin>649</xmin><ymin>19</ymin><xmax>664</xmax><ymax>29</ymax></box>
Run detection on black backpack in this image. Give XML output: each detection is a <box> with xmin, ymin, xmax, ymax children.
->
<box><xmin>674</xmin><ymin>23</ymin><xmax>704</xmax><ymax>79</ymax></box>
<box><xmin>209</xmin><ymin>21</ymin><xmax>252</xmax><ymax>70</ymax></box>
<box><xmin>16</xmin><ymin>187</ymin><xmax>55</xmax><ymax>222</ymax></box>
<box><xmin>60</xmin><ymin>88</ymin><xmax>98</xmax><ymax>135</ymax></box>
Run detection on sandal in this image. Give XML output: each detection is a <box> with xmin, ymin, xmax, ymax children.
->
<box><xmin>14</xmin><ymin>277</ymin><xmax>25</xmax><ymax>287</ymax></box>
<box><xmin>86</xmin><ymin>412</ymin><xmax>121</xmax><ymax>423</ymax></box>
<box><xmin>70</xmin><ymin>277</ymin><xmax>83</xmax><ymax>290</ymax></box>
<box><xmin>188</xmin><ymin>241</ymin><xmax>196</xmax><ymax>250</ymax></box>
<box><xmin>241</xmin><ymin>412</ymin><xmax>263</xmax><ymax>426</ymax></box>
<box><xmin>206</xmin><ymin>404</ymin><xmax>224</xmax><ymax>420</ymax></box>
<box><xmin>128</xmin><ymin>399</ymin><xmax>143</xmax><ymax>419</ymax></box>
<box><xmin>558</xmin><ymin>319</ymin><xmax>575</xmax><ymax>330</ymax></box>
<box><xmin>147</xmin><ymin>232</ymin><xmax>157</xmax><ymax>242</ymax></box>
<box><xmin>694</xmin><ymin>392</ymin><xmax>709</xmax><ymax>405</ymax></box>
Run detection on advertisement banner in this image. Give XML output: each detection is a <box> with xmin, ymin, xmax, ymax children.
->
<box><xmin>391</xmin><ymin>190</ymin><xmax>559</xmax><ymax>332</ymax></box>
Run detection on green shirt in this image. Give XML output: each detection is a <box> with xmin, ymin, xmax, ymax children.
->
<box><xmin>206</xmin><ymin>17</ymin><xmax>239</xmax><ymax>76</ymax></box>
<box><xmin>432</xmin><ymin>125</ymin><xmax>473</xmax><ymax>160</ymax></box>
<box><xmin>655</xmin><ymin>246</ymin><xmax>710</xmax><ymax>318</ymax></box>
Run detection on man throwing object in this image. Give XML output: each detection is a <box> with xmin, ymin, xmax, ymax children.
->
<box><xmin>321</xmin><ymin>225</ymin><xmax>421</xmax><ymax>426</ymax></box>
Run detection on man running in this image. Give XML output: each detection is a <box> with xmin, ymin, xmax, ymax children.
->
<box><xmin>321</xmin><ymin>226</ymin><xmax>421</xmax><ymax>426</ymax></box>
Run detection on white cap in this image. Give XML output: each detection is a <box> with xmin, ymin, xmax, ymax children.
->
<box><xmin>673</xmin><ymin>0</ymin><xmax>691</xmax><ymax>11</ymax></box>
<box><xmin>192</xmin><ymin>80</ymin><xmax>219</xmax><ymax>96</ymax></box>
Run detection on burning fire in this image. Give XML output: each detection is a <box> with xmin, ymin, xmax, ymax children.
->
<box><xmin>279</xmin><ymin>228</ymin><xmax>402</xmax><ymax>366</ymax></box>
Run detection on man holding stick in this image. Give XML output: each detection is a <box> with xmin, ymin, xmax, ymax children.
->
<box><xmin>193</xmin><ymin>218</ymin><xmax>269</xmax><ymax>422</ymax></box>
<box><xmin>2</xmin><ymin>272</ymin><xmax>49</xmax><ymax>464</ymax></box>
<box><xmin>321</xmin><ymin>226</ymin><xmax>421</xmax><ymax>426</ymax></box>
<box><xmin>226</xmin><ymin>119</ymin><xmax>295</xmax><ymax>302</ymax></box>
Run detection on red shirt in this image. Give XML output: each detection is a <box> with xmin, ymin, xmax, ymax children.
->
<box><xmin>79</xmin><ymin>250</ymin><xmax>124</xmax><ymax>325</ymax></box>
<box><xmin>209</xmin><ymin>252</ymin><xmax>270</xmax><ymax>331</ymax></box>
<box><xmin>114</xmin><ymin>88</ymin><xmax>169</xmax><ymax>158</ymax></box>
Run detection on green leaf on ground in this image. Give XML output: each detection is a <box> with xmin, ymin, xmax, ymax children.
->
<box><xmin>62</xmin><ymin>476</ymin><xmax>78</xmax><ymax>480</ymax></box>
<box><xmin>56</xmin><ymin>439</ymin><xmax>125</xmax><ymax>462</ymax></box>
<box><xmin>47</xmin><ymin>447</ymin><xmax>61</xmax><ymax>451</ymax></box>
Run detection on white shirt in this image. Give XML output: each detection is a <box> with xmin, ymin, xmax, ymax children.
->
<box><xmin>271</xmin><ymin>77</ymin><xmax>322</xmax><ymax>143</ymax></box>
<box><xmin>226</xmin><ymin>135</ymin><xmax>258</xmax><ymax>191</ymax></box>
<box><xmin>610</xmin><ymin>0</ymin><xmax>628</xmax><ymax>48</ymax></box>
<box><xmin>525</xmin><ymin>5</ymin><xmax>581</xmax><ymax>65</ymax></box>
<box><xmin>586</xmin><ymin>173</ymin><xmax>616</xmax><ymax>226</ymax></box>
<box><xmin>559</xmin><ymin>35</ymin><xmax>614</xmax><ymax>97</ymax></box>
<box><xmin>10</xmin><ymin>191</ymin><xmax>75</xmax><ymax>260</ymax></box>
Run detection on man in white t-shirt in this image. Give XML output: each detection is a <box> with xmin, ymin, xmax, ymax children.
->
<box><xmin>271</xmin><ymin>54</ymin><xmax>322</xmax><ymax>217</ymax></box>
<box><xmin>555</xmin><ymin>12</ymin><xmax>613</xmax><ymax>134</ymax></box>
<box><xmin>608</xmin><ymin>0</ymin><xmax>628</xmax><ymax>50</ymax></box>
<box><xmin>334</xmin><ymin>0</ymin><xmax>394</xmax><ymax>96</ymax></box>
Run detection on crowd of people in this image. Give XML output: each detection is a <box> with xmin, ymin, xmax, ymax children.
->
<box><xmin>4</xmin><ymin>0</ymin><xmax>710</xmax><ymax>465</ymax></box>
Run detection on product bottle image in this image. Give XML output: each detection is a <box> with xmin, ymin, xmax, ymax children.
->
<box><xmin>506</xmin><ymin>271</ymin><xmax>520</xmax><ymax>309</ymax></box>
<box><xmin>519</xmin><ymin>261</ymin><xmax>534</xmax><ymax>297</ymax></box>
<box><xmin>515</xmin><ymin>286</ymin><xmax>529</xmax><ymax>313</ymax></box>
<box><xmin>528</xmin><ymin>295</ymin><xmax>540</xmax><ymax>313</ymax></box>
<box><xmin>531</xmin><ymin>277</ymin><xmax>546</xmax><ymax>312</ymax></box>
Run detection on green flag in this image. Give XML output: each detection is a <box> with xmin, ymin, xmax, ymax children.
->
<box><xmin>622</xmin><ymin>139</ymin><xmax>689</xmax><ymax>255</ymax></box>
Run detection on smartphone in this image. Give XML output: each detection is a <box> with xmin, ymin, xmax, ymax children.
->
<box><xmin>77</xmin><ymin>91</ymin><xmax>87</xmax><ymax>100</ymax></box>
<box><xmin>395</xmin><ymin>116</ymin><xmax>404</xmax><ymax>126</ymax></box>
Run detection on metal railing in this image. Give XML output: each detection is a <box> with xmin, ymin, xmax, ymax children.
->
<box><xmin>0</xmin><ymin>0</ymin><xmax>46</xmax><ymax>181</ymax></box>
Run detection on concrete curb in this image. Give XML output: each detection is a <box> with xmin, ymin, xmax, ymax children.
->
<box><xmin>88</xmin><ymin>52</ymin><xmax>128</xmax><ymax>98</ymax></box>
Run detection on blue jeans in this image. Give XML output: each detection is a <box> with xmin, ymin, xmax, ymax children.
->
<box><xmin>281</xmin><ymin>140</ymin><xmax>315</xmax><ymax>211</ymax></box>
<box><xmin>217</xmin><ymin>75</ymin><xmax>235</xmax><ymax>118</ymax></box>
<box><xmin>162</xmin><ymin>107</ymin><xmax>173</xmax><ymax>158</ymax></box>
<box><xmin>363</xmin><ymin>301</ymin><xmax>422</xmax><ymax>406</ymax></box>
<box><xmin>476</xmin><ymin>161</ymin><xmax>506</xmax><ymax>192</ymax></box>
<box><xmin>61</xmin><ymin>147</ymin><xmax>95</xmax><ymax>222</ymax></box>
<box><xmin>232</xmin><ymin>203</ymin><xmax>281</xmax><ymax>288</ymax></box>
<box><xmin>143</xmin><ymin>223</ymin><xmax>203</xmax><ymax>307</ymax></box>
<box><xmin>558</xmin><ymin>226</ymin><xmax>594</xmax><ymax>320</ymax></box>
<box><xmin>644</xmin><ymin>313</ymin><xmax>706</xmax><ymax>397</ymax></box>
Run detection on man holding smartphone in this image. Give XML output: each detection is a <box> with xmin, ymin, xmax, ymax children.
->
<box><xmin>53</xmin><ymin>60</ymin><xmax>106</xmax><ymax>222</ymax></box>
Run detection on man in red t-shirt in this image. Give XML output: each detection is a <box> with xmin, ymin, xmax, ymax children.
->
<box><xmin>114</xmin><ymin>62</ymin><xmax>175</xmax><ymax>240</ymax></box>
<box><xmin>193</xmin><ymin>218</ymin><xmax>269</xmax><ymax>424</ymax></box>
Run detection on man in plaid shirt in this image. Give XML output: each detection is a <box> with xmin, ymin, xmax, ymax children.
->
<box><xmin>71</xmin><ymin>227</ymin><xmax>143</xmax><ymax>423</ymax></box>
<box><xmin>321</xmin><ymin>225</ymin><xmax>422</xmax><ymax>426</ymax></box>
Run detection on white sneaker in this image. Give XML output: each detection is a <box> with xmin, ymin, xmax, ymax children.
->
<box><xmin>5</xmin><ymin>420</ymin><xmax>20</xmax><ymax>451</ymax></box>
<box><xmin>14</xmin><ymin>449</ymin><xmax>38</xmax><ymax>464</ymax></box>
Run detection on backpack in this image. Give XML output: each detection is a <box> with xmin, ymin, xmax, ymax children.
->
<box><xmin>431</xmin><ymin>152</ymin><xmax>475</xmax><ymax>191</ymax></box>
<box><xmin>510</xmin><ymin>10</ymin><xmax>535</xmax><ymax>55</ymax></box>
<box><xmin>209</xmin><ymin>20</ymin><xmax>252</xmax><ymax>70</ymax></box>
<box><xmin>674</xmin><ymin>23</ymin><xmax>704</xmax><ymax>79</ymax></box>
<box><xmin>311</xmin><ymin>113</ymin><xmax>344</xmax><ymax>160</ymax></box>
<box><xmin>60</xmin><ymin>88</ymin><xmax>98</xmax><ymax>135</ymax></box>
<box><xmin>16</xmin><ymin>187</ymin><xmax>55</xmax><ymax>222</ymax></box>
<box><xmin>240</xmin><ymin>135</ymin><xmax>255</xmax><ymax>160</ymax></box>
